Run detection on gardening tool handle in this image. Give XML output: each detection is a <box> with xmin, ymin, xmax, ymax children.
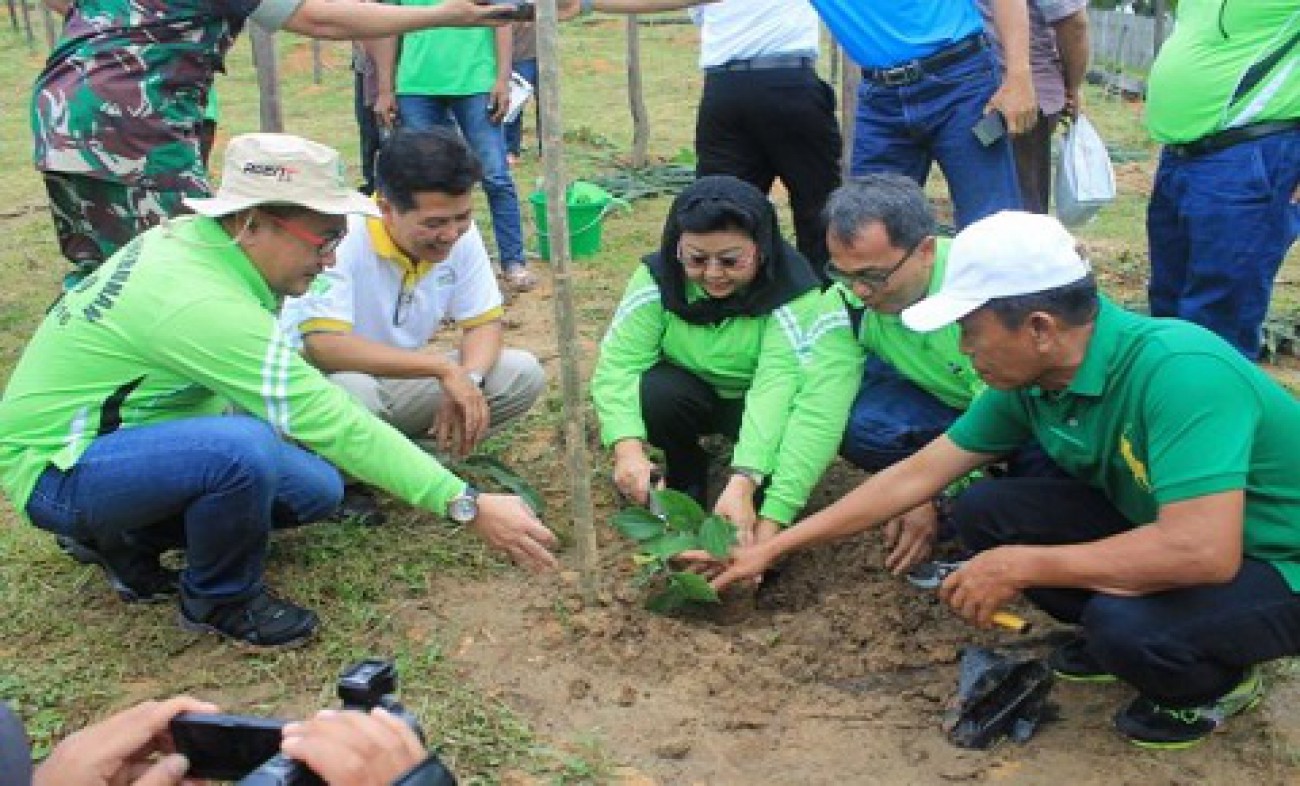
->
<box><xmin>992</xmin><ymin>611</ymin><xmax>1031</xmax><ymax>634</ymax></box>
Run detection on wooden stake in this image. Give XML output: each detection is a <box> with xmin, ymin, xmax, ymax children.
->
<box><xmin>536</xmin><ymin>0</ymin><xmax>600</xmax><ymax>602</ymax></box>
<box><xmin>838</xmin><ymin>45</ymin><xmax>860</xmax><ymax>179</ymax></box>
<box><xmin>250</xmin><ymin>28</ymin><xmax>284</xmax><ymax>132</ymax></box>
<box><xmin>19</xmin><ymin>0</ymin><xmax>34</xmax><ymax>49</ymax></box>
<box><xmin>39</xmin><ymin>0</ymin><xmax>56</xmax><ymax>49</ymax></box>
<box><xmin>625</xmin><ymin>15</ymin><xmax>648</xmax><ymax>169</ymax></box>
<box><xmin>311</xmin><ymin>40</ymin><xmax>323</xmax><ymax>85</ymax></box>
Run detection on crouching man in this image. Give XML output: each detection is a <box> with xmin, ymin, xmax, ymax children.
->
<box><xmin>0</xmin><ymin>134</ymin><xmax>557</xmax><ymax>649</ymax></box>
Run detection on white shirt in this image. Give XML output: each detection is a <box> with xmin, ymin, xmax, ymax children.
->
<box><xmin>691</xmin><ymin>0</ymin><xmax>821</xmax><ymax>70</ymax></box>
<box><xmin>280</xmin><ymin>213</ymin><xmax>504</xmax><ymax>351</ymax></box>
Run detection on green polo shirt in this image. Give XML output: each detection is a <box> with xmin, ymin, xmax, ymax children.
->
<box><xmin>948</xmin><ymin>297</ymin><xmax>1300</xmax><ymax>590</ymax></box>
<box><xmin>395</xmin><ymin>0</ymin><xmax>497</xmax><ymax>97</ymax></box>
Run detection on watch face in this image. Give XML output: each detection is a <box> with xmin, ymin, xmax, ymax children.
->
<box><xmin>449</xmin><ymin>494</ymin><xmax>478</xmax><ymax>524</ymax></box>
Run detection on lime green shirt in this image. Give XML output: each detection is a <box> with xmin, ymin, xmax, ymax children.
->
<box><xmin>948</xmin><ymin>298</ymin><xmax>1300</xmax><ymax>590</ymax></box>
<box><xmin>590</xmin><ymin>265</ymin><xmax>826</xmax><ymax>522</ymax></box>
<box><xmin>1146</xmin><ymin>0</ymin><xmax>1300</xmax><ymax>143</ymax></box>
<box><xmin>0</xmin><ymin>217</ymin><xmax>465</xmax><ymax>520</ymax></box>
<box><xmin>396</xmin><ymin>0</ymin><xmax>497</xmax><ymax>96</ymax></box>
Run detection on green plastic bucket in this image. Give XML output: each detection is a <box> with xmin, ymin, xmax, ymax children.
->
<box><xmin>528</xmin><ymin>184</ymin><xmax>612</xmax><ymax>260</ymax></box>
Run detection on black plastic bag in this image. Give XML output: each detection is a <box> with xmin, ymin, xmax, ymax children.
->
<box><xmin>941</xmin><ymin>646</ymin><xmax>1055</xmax><ymax>749</ymax></box>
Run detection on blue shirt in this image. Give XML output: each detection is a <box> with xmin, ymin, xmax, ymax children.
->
<box><xmin>810</xmin><ymin>0</ymin><xmax>984</xmax><ymax>68</ymax></box>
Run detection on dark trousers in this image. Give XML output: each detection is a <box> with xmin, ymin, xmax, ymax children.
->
<box><xmin>641</xmin><ymin>362</ymin><xmax>744</xmax><ymax>504</ymax></box>
<box><xmin>1011</xmin><ymin>110</ymin><xmax>1059</xmax><ymax>215</ymax></box>
<box><xmin>954</xmin><ymin>477</ymin><xmax>1300</xmax><ymax>706</ymax></box>
<box><xmin>695</xmin><ymin>66</ymin><xmax>842</xmax><ymax>269</ymax></box>
<box><xmin>355</xmin><ymin>70</ymin><xmax>382</xmax><ymax>194</ymax></box>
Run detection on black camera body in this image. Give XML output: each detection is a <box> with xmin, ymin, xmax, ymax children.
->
<box><xmin>173</xmin><ymin>659</ymin><xmax>455</xmax><ymax>786</ymax></box>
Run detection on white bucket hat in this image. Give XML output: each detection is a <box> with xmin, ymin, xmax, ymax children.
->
<box><xmin>902</xmin><ymin>211</ymin><xmax>1090</xmax><ymax>332</ymax></box>
<box><xmin>184</xmin><ymin>133</ymin><xmax>380</xmax><ymax>218</ymax></box>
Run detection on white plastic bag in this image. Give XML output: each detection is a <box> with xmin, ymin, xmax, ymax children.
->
<box><xmin>1054</xmin><ymin>114</ymin><xmax>1116</xmax><ymax>227</ymax></box>
<box><xmin>502</xmin><ymin>71</ymin><xmax>534</xmax><ymax>124</ymax></box>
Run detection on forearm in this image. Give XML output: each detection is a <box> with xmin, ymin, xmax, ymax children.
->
<box><xmin>592</xmin><ymin>0</ymin><xmax>708</xmax><ymax>12</ymax></box>
<box><xmin>494</xmin><ymin>26</ymin><xmax>512</xmax><ymax>83</ymax></box>
<box><xmin>1053</xmin><ymin>12</ymin><xmax>1090</xmax><ymax>97</ymax></box>
<box><xmin>284</xmin><ymin>0</ymin><xmax>488</xmax><ymax>40</ymax></box>
<box><xmin>989</xmin><ymin>0</ymin><xmax>1032</xmax><ymax>84</ymax></box>
<box><xmin>366</xmin><ymin>36</ymin><xmax>399</xmax><ymax>95</ymax></box>
<box><xmin>303</xmin><ymin>332</ymin><xmax>454</xmax><ymax>378</ymax></box>
<box><xmin>458</xmin><ymin>322</ymin><xmax>504</xmax><ymax>375</ymax></box>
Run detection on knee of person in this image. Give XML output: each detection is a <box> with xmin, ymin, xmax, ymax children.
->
<box><xmin>511</xmin><ymin>350</ymin><xmax>546</xmax><ymax>401</ymax></box>
<box><xmin>1081</xmin><ymin>596</ymin><xmax>1165</xmax><ymax>666</ymax></box>
<box><xmin>205</xmin><ymin>418</ymin><xmax>283</xmax><ymax>486</ymax></box>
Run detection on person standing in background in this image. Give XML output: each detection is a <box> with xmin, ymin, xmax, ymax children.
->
<box><xmin>505</xmin><ymin>19</ymin><xmax>537</xmax><ymax>166</ymax></box>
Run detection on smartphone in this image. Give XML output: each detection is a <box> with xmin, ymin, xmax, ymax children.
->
<box><xmin>490</xmin><ymin>0</ymin><xmax>535</xmax><ymax>21</ymax></box>
<box><xmin>170</xmin><ymin>712</ymin><xmax>287</xmax><ymax>781</ymax></box>
<box><xmin>972</xmin><ymin>111</ymin><xmax>1007</xmax><ymax>147</ymax></box>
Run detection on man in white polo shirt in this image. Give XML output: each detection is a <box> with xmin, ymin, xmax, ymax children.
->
<box><xmin>282</xmin><ymin>129</ymin><xmax>545</xmax><ymax>517</ymax></box>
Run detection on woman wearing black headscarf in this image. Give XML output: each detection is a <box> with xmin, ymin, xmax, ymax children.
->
<box><xmin>591</xmin><ymin>175</ymin><xmax>847</xmax><ymax>546</ymax></box>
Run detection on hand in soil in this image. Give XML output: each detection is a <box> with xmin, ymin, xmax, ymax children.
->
<box><xmin>882</xmin><ymin>503</ymin><xmax>939</xmax><ymax>576</ymax></box>
<box><xmin>710</xmin><ymin>541</ymin><xmax>778</xmax><ymax>592</ymax></box>
<box><xmin>937</xmin><ymin>545</ymin><xmax>1025</xmax><ymax>628</ymax></box>
<box><xmin>470</xmin><ymin>493</ymin><xmax>560</xmax><ymax>571</ymax></box>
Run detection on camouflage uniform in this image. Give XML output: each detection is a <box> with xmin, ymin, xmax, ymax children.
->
<box><xmin>30</xmin><ymin>0</ymin><xmax>300</xmax><ymax>275</ymax></box>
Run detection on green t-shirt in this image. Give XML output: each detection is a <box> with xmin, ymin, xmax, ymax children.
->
<box><xmin>0</xmin><ymin>217</ymin><xmax>466</xmax><ymax>520</ymax></box>
<box><xmin>396</xmin><ymin>0</ymin><xmax>497</xmax><ymax>96</ymax></box>
<box><xmin>1146</xmin><ymin>0</ymin><xmax>1300</xmax><ymax>143</ymax></box>
<box><xmin>948</xmin><ymin>297</ymin><xmax>1300</xmax><ymax>590</ymax></box>
<box><xmin>590</xmin><ymin>265</ymin><xmax>827</xmax><ymax>522</ymax></box>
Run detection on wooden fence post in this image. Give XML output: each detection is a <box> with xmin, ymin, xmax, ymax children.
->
<box><xmin>312</xmin><ymin>40</ymin><xmax>323</xmax><ymax>85</ymax></box>
<box><xmin>39</xmin><ymin>0</ymin><xmax>56</xmax><ymax>49</ymax></box>
<box><xmin>626</xmin><ymin>16</ymin><xmax>649</xmax><ymax>169</ymax></box>
<box><xmin>536</xmin><ymin>0</ymin><xmax>600</xmax><ymax>602</ymax></box>
<box><xmin>839</xmin><ymin>46</ymin><xmax>859</xmax><ymax>179</ymax></box>
<box><xmin>19</xmin><ymin>0</ymin><xmax>35</xmax><ymax>49</ymax></box>
<box><xmin>250</xmin><ymin>28</ymin><xmax>285</xmax><ymax>132</ymax></box>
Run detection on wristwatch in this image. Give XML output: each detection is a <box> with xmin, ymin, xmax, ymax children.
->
<box><xmin>730</xmin><ymin>467</ymin><xmax>766</xmax><ymax>488</ymax></box>
<box><xmin>446</xmin><ymin>485</ymin><xmax>480</xmax><ymax>525</ymax></box>
<box><xmin>466</xmin><ymin>371</ymin><xmax>485</xmax><ymax>389</ymax></box>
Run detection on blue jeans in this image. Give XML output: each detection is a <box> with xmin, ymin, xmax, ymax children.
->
<box><xmin>505</xmin><ymin>59</ymin><xmax>537</xmax><ymax>157</ymax></box>
<box><xmin>955</xmin><ymin>477</ymin><xmax>1300</xmax><ymax>707</ymax></box>
<box><xmin>398</xmin><ymin>93</ymin><xmax>527</xmax><ymax>267</ymax></box>
<box><xmin>853</xmin><ymin>46</ymin><xmax>1021</xmax><ymax>229</ymax></box>
<box><xmin>1147</xmin><ymin>129</ymin><xmax>1300</xmax><ymax>359</ymax></box>
<box><xmin>25</xmin><ymin>416</ymin><xmax>343</xmax><ymax>603</ymax></box>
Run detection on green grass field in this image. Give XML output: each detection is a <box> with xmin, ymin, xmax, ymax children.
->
<box><xmin>1</xmin><ymin>10</ymin><xmax>1298</xmax><ymax>783</ymax></box>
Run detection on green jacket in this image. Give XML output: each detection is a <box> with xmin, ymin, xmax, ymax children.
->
<box><xmin>0</xmin><ymin>216</ymin><xmax>465</xmax><ymax>520</ymax></box>
<box><xmin>591</xmin><ymin>265</ymin><xmax>840</xmax><ymax>523</ymax></box>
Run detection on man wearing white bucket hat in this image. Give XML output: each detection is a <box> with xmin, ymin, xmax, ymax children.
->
<box><xmin>713</xmin><ymin>210</ymin><xmax>1300</xmax><ymax>749</ymax></box>
<box><xmin>0</xmin><ymin>133</ymin><xmax>558</xmax><ymax>650</ymax></box>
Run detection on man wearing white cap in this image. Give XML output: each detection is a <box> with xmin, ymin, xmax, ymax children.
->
<box><xmin>0</xmin><ymin>133</ymin><xmax>558</xmax><ymax>649</ymax></box>
<box><xmin>712</xmin><ymin>210</ymin><xmax>1300</xmax><ymax>749</ymax></box>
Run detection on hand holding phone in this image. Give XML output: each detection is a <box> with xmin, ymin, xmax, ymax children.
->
<box><xmin>972</xmin><ymin>111</ymin><xmax>1007</xmax><ymax>147</ymax></box>
<box><xmin>170</xmin><ymin>712</ymin><xmax>287</xmax><ymax>781</ymax></box>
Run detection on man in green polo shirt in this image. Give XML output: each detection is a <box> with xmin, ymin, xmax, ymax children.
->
<box><xmin>713</xmin><ymin>210</ymin><xmax>1300</xmax><ymax>749</ymax></box>
<box><xmin>0</xmin><ymin>133</ymin><xmax>558</xmax><ymax>649</ymax></box>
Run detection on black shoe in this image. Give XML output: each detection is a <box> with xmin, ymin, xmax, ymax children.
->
<box><xmin>57</xmin><ymin>534</ymin><xmax>179</xmax><ymax>604</ymax></box>
<box><xmin>330</xmin><ymin>486</ymin><xmax>386</xmax><ymax>527</ymax></box>
<box><xmin>1113</xmin><ymin>667</ymin><xmax>1264</xmax><ymax>749</ymax></box>
<box><xmin>1047</xmin><ymin>636</ymin><xmax>1117</xmax><ymax>683</ymax></box>
<box><xmin>179</xmin><ymin>589</ymin><xmax>319</xmax><ymax>649</ymax></box>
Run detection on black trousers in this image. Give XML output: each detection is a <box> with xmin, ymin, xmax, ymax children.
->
<box><xmin>641</xmin><ymin>362</ymin><xmax>744</xmax><ymax>504</ymax></box>
<box><xmin>695</xmin><ymin>66</ymin><xmax>842</xmax><ymax>270</ymax></box>
<box><xmin>953</xmin><ymin>477</ymin><xmax>1300</xmax><ymax>706</ymax></box>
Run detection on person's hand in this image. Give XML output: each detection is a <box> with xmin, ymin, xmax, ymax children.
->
<box><xmin>986</xmin><ymin>73</ymin><xmax>1038</xmax><ymax>136</ymax></box>
<box><xmin>611</xmin><ymin>441</ymin><xmax>657</xmax><ymax>505</ymax></box>
<box><xmin>34</xmin><ymin>696</ymin><xmax>219</xmax><ymax>786</ymax></box>
<box><xmin>428</xmin><ymin>368</ymin><xmax>489</xmax><ymax>458</ymax></box>
<box><xmin>710</xmin><ymin>541</ymin><xmax>779</xmax><ymax>592</ymax></box>
<box><xmin>487</xmin><ymin>78</ymin><xmax>510</xmax><ymax>124</ymax></box>
<box><xmin>439</xmin><ymin>0</ymin><xmax>518</xmax><ymax>26</ymax></box>
<box><xmin>881</xmin><ymin>502</ymin><xmax>939</xmax><ymax>576</ymax></box>
<box><xmin>751</xmin><ymin>518</ymin><xmax>780</xmax><ymax>548</ymax></box>
<box><xmin>470</xmin><ymin>492</ymin><xmax>560</xmax><ymax>571</ymax></box>
<box><xmin>712</xmin><ymin>474</ymin><xmax>758</xmax><ymax>544</ymax></box>
<box><xmin>373</xmin><ymin>92</ymin><xmax>399</xmax><ymax>129</ymax></box>
<box><xmin>280</xmin><ymin>707</ymin><xmax>426</xmax><ymax>786</ymax></box>
<box><xmin>937</xmin><ymin>546</ymin><xmax>1026</xmax><ymax>628</ymax></box>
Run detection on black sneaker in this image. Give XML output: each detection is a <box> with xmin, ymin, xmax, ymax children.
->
<box><xmin>1047</xmin><ymin>636</ymin><xmax>1117</xmax><ymax>683</ymax></box>
<box><xmin>179</xmin><ymin>589</ymin><xmax>319</xmax><ymax>649</ymax></box>
<box><xmin>1114</xmin><ymin>667</ymin><xmax>1264</xmax><ymax>749</ymax></box>
<box><xmin>56</xmin><ymin>534</ymin><xmax>179</xmax><ymax>604</ymax></box>
<box><xmin>329</xmin><ymin>486</ymin><xmax>386</xmax><ymax>527</ymax></box>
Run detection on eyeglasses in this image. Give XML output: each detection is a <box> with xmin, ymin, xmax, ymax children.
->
<box><xmin>263</xmin><ymin>213</ymin><xmax>346</xmax><ymax>256</ymax></box>
<box><xmin>824</xmin><ymin>240</ymin><xmax>923</xmax><ymax>295</ymax></box>
<box><xmin>677</xmin><ymin>241</ymin><xmax>756</xmax><ymax>272</ymax></box>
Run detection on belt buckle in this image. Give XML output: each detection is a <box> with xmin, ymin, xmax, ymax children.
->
<box><xmin>878</xmin><ymin>63</ymin><xmax>921</xmax><ymax>87</ymax></box>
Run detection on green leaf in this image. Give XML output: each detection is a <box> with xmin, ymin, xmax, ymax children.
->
<box><xmin>458</xmin><ymin>455</ymin><xmax>546</xmax><ymax>514</ymax></box>
<box><xmin>639</xmin><ymin>532</ymin><xmax>698</xmax><ymax>559</ymax></box>
<box><xmin>611</xmin><ymin>508</ymin><xmax>666</xmax><ymax>541</ymax></box>
<box><xmin>651</xmin><ymin>489</ymin><xmax>705</xmax><ymax>531</ymax></box>
<box><xmin>669</xmin><ymin>571</ymin><xmax>720</xmax><ymax>603</ymax></box>
<box><xmin>697</xmin><ymin>515</ymin><xmax>737</xmax><ymax>559</ymax></box>
<box><xmin>645</xmin><ymin>584</ymin><xmax>688</xmax><ymax>614</ymax></box>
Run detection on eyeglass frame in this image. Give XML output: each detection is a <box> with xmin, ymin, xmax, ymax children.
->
<box><xmin>262</xmin><ymin>211</ymin><xmax>347</xmax><ymax>257</ymax></box>
<box><xmin>676</xmin><ymin>239</ymin><xmax>758</xmax><ymax>272</ymax></box>
<box><xmin>824</xmin><ymin>238</ymin><xmax>924</xmax><ymax>295</ymax></box>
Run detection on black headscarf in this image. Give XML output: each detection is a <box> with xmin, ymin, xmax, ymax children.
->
<box><xmin>643</xmin><ymin>175</ymin><xmax>820</xmax><ymax>325</ymax></box>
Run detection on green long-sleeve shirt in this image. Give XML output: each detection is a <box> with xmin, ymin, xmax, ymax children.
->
<box><xmin>0</xmin><ymin>216</ymin><xmax>465</xmax><ymax>520</ymax></box>
<box><xmin>591</xmin><ymin>265</ymin><xmax>838</xmax><ymax>523</ymax></box>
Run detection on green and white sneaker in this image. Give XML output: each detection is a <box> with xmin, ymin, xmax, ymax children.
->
<box><xmin>1113</xmin><ymin>667</ymin><xmax>1265</xmax><ymax>749</ymax></box>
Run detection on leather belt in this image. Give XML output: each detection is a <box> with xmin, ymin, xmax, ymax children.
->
<box><xmin>705</xmin><ymin>54</ymin><xmax>816</xmax><ymax>73</ymax></box>
<box><xmin>1166</xmin><ymin>119</ymin><xmax>1300</xmax><ymax>157</ymax></box>
<box><xmin>862</xmin><ymin>34</ymin><xmax>986</xmax><ymax>87</ymax></box>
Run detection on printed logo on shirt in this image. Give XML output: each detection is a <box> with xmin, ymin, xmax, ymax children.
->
<box><xmin>435</xmin><ymin>268</ymin><xmax>457</xmax><ymax>287</ymax></box>
<box><xmin>242</xmin><ymin>162</ymin><xmax>299</xmax><ymax>182</ymax></box>
<box><xmin>1119</xmin><ymin>427</ymin><xmax>1152</xmax><ymax>492</ymax></box>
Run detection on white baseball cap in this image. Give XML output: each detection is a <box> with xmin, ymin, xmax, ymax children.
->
<box><xmin>901</xmin><ymin>211</ymin><xmax>1090</xmax><ymax>332</ymax></box>
<box><xmin>184</xmin><ymin>133</ymin><xmax>379</xmax><ymax>219</ymax></box>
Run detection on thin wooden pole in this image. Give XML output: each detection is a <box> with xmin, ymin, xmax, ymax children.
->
<box><xmin>8</xmin><ymin>0</ymin><xmax>19</xmax><ymax>31</ymax></box>
<box><xmin>625</xmin><ymin>16</ymin><xmax>648</xmax><ymax>168</ymax></box>
<box><xmin>838</xmin><ymin>45</ymin><xmax>859</xmax><ymax>179</ymax></box>
<box><xmin>19</xmin><ymin>0</ymin><xmax>35</xmax><ymax>49</ymax></box>
<box><xmin>536</xmin><ymin>0</ymin><xmax>600</xmax><ymax>603</ymax></box>
<box><xmin>39</xmin><ymin>0</ymin><xmax>56</xmax><ymax>49</ymax></box>
<box><xmin>250</xmin><ymin>28</ymin><xmax>285</xmax><ymax>132</ymax></box>
<box><xmin>311</xmin><ymin>40</ymin><xmax>323</xmax><ymax>85</ymax></box>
